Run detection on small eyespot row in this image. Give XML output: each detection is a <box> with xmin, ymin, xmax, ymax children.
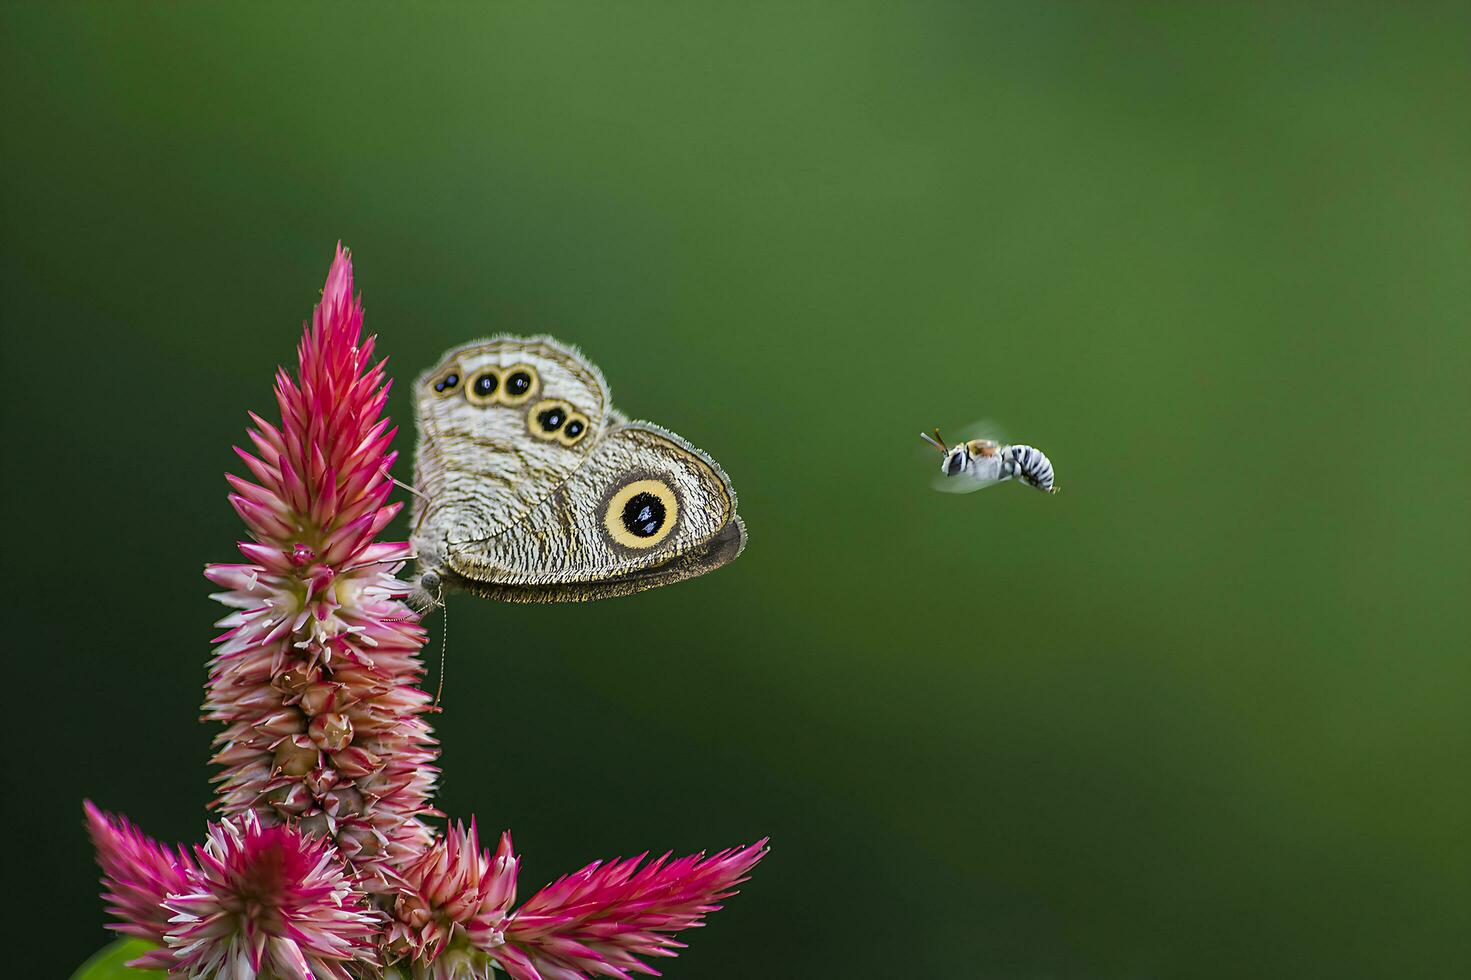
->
<box><xmin>466</xmin><ymin>368</ymin><xmax>500</xmax><ymax>405</ymax></box>
<box><xmin>527</xmin><ymin>399</ymin><xmax>591</xmax><ymax>446</ymax></box>
<box><xmin>500</xmin><ymin>364</ymin><xmax>539</xmax><ymax>405</ymax></box>
<box><xmin>436</xmin><ymin>363</ymin><xmax>542</xmax><ymax>407</ymax></box>
<box><xmin>431</xmin><ymin>369</ymin><xmax>462</xmax><ymax>395</ymax></box>
<box><xmin>558</xmin><ymin>411</ymin><xmax>590</xmax><ymax>446</ymax></box>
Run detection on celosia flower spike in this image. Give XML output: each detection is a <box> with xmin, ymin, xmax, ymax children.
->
<box><xmin>164</xmin><ymin>811</ymin><xmax>380</xmax><ymax>980</ymax></box>
<box><xmin>387</xmin><ymin>820</ymin><xmax>519</xmax><ymax>977</ymax></box>
<box><xmin>84</xmin><ymin>801</ymin><xmax>199</xmax><ymax>970</ymax></box>
<box><xmin>203</xmin><ymin>243</ymin><xmax>438</xmax><ymax>891</ymax></box>
<box><xmin>492</xmin><ymin>838</ymin><xmax>769</xmax><ymax>980</ymax></box>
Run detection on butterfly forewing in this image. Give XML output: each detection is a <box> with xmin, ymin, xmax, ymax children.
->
<box><xmin>412</xmin><ymin>336</ymin><xmax>608</xmax><ymax>546</ymax></box>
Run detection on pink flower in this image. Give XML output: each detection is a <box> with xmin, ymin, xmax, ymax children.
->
<box><xmin>86</xmin><ymin>244</ymin><xmax>767</xmax><ymax>976</ymax></box>
<box><xmin>204</xmin><ymin>243</ymin><xmax>438</xmax><ymax>890</ymax></box>
<box><xmin>164</xmin><ymin>811</ymin><xmax>380</xmax><ymax>979</ymax></box>
<box><xmin>386</xmin><ymin>820</ymin><xmax>518</xmax><ymax>977</ymax></box>
<box><xmin>85</xmin><ymin>802</ymin><xmax>198</xmax><ymax>970</ymax></box>
<box><xmin>384</xmin><ymin>821</ymin><xmax>768</xmax><ymax>980</ymax></box>
<box><xmin>493</xmin><ymin>839</ymin><xmax>768</xmax><ymax>980</ymax></box>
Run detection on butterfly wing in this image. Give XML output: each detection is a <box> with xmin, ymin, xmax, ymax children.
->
<box><xmin>412</xmin><ymin>335</ymin><xmax>610</xmax><ymax>560</ymax></box>
<box><xmin>442</xmin><ymin>421</ymin><xmax>745</xmax><ymax>602</ymax></box>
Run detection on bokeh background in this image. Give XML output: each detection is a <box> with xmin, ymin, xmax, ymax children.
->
<box><xmin>4</xmin><ymin>3</ymin><xmax>1468</xmax><ymax>977</ymax></box>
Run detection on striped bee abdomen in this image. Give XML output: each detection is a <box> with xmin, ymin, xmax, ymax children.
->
<box><xmin>1002</xmin><ymin>444</ymin><xmax>1057</xmax><ymax>493</ymax></box>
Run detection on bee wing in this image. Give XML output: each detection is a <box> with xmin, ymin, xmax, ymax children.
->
<box><xmin>930</xmin><ymin>470</ymin><xmax>1002</xmax><ymax>494</ymax></box>
<box><xmin>915</xmin><ymin>418</ymin><xmax>1008</xmax><ymax>454</ymax></box>
<box><xmin>953</xmin><ymin>417</ymin><xmax>1010</xmax><ymax>444</ymax></box>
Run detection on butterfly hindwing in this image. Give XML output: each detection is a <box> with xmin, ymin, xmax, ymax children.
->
<box><xmin>443</xmin><ymin>421</ymin><xmax>744</xmax><ymax>601</ymax></box>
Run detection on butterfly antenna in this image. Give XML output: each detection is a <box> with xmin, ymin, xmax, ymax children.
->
<box><xmin>919</xmin><ymin>428</ymin><xmax>948</xmax><ymax>454</ymax></box>
<box><xmin>432</xmin><ymin>578</ymin><xmax>448</xmax><ymax>709</ymax></box>
<box><xmin>341</xmin><ymin>554</ymin><xmax>417</xmax><ymax>575</ymax></box>
<box><xmin>380</xmin><ymin>465</ymin><xmax>430</xmax><ymax>501</ymax></box>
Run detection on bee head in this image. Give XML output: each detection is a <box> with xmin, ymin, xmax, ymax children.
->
<box><xmin>921</xmin><ymin>428</ymin><xmax>971</xmax><ymax>477</ymax></box>
<box><xmin>943</xmin><ymin>444</ymin><xmax>968</xmax><ymax>476</ymax></box>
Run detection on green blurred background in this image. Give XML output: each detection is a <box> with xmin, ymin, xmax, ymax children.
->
<box><xmin>4</xmin><ymin>3</ymin><xmax>1468</xmax><ymax>976</ymax></box>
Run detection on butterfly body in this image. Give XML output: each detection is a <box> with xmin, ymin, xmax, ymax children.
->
<box><xmin>411</xmin><ymin>336</ymin><xmax>745</xmax><ymax>603</ymax></box>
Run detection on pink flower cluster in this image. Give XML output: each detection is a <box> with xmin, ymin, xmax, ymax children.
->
<box><xmin>86</xmin><ymin>245</ymin><xmax>765</xmax><ymax>978</ymax></box>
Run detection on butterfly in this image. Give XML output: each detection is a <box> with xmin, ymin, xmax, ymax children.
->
<box><xmin>409</xmin><ymin>335</ymin><xmax>745</xmax><ymax>604</ymax></box>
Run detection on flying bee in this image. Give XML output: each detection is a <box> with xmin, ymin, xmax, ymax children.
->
<box><xmin>919</xmin><ymin>426</ymin><xmax>1059</xmax><ymax>494</ymax></box>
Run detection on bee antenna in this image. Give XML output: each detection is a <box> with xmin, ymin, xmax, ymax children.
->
<box><xmin>918</xmin><ymin>427</ymin><xmax>948</xmax><ymax>454</ymax></box>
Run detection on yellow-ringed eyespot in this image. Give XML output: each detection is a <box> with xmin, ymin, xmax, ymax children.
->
<box><xmin>603</xmin><ymin>479</ymin><xmax>678</xmax><ymax>549</ymax></box>
<box><xmin>500</xmin><ymin>364</ymin><xmax>540</xmax><ymax>405</ymax></box>
<box><xmin>431</xmin><ymin>367</ymin><xmax>463</xmax><ymax>396</ymax></box>
<box><xmin>528</xmin><ymin>398</ymin><xmax>574</xmax><ymax>440</ymax></box>
<box><xmin>465</xmin><ymin>368</ymin><xmax>502</xmax><ymax>406</ymax></box>
<box><xmin>557</xmin><ymin>412</ymin><xmax>590</xmax><ymax>447</ymax></box>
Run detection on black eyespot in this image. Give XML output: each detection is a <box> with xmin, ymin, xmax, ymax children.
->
<box><xmin>472</xmin><ymin>373</ymin><xmax>498</xmax><ymax>397</ymax></box>
<box><xmin>433</xmin><ymin>372</ymin><xmax>460</xmax><ymax>393</ymax></box>
<box><xmin>506</xmin><ymin>371</ymin><xmax>532</xmax><ymax>396</ymax></box>
<box><xmin>537</xmin><ymin>406</ymin><xmax>566</xmax><ymax>432</ymax></box>
<box><xmin>564</xmin><ymin>420</ymin><xmax>584</xmax><ymax>438</ymax></box>
<box><xmin>621</xmin><ymin>492</ymin><xmax>665</xmax><ymax>538</ymax></box>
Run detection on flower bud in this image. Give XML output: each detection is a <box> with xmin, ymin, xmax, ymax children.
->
<box><xmin>310</xmin><ymin>712</ymin><xmax>354</xmax><ymax>752</ymax></box>
<box><xmin>395</xmin><ymin>892</ymin><xmax>432</xmax><ymax>929</ymax></box>
<box><xmin>273</xmin><ymin>663</ymin><xmax>319</xmax><ymax>697</ymax></box>
<box><xmin>267</xmin><ymin>782</ymin><xmax>312</xmax><ymax>818</ymax></box>
<box><xmin>297</xmin><ymin>811</ymin><xmax>332</xmax><ymax>838</ymax></box>
<box><xmin>330</xmin><ymin>745</ymin><xmax>380</xmax><ymax>778</ymax></box>
<box><xmin>255</xmin><ymin>708</ymin><xmax>307</xmax><ymax>738</ymax></box>
<box><xmin>335</xmin><ymin>822</ymin><xmax>384</xmax><ymax>859</ymax></box>
<box><xmin>324</xmin><ymin>787</ymin><xmax>366</xmax><ymax>819</ymax></box>
<box><xmin>304</xmin><ymin>767</ymin><xmax>339</xmax><ymax>797</ymax></box>
<box><xmin>299</xmin><ymin>682</ymin><xmax>340</xmax><ymax>716</ymax></box>
<box><xmin>273</xmin><ymin>736</ymin><xmax>319</xmax><ymax>777</ymax></box>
